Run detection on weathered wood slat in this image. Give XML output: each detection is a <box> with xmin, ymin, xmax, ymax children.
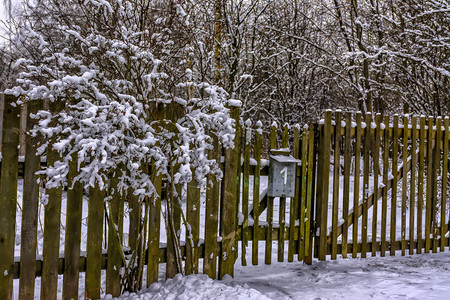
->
<box><xmin>304</xmin><ymin>128</ymin><xmax>315</xmax><ymax>264</ymax></box>
<box><xmin>186</xmin><ymin>176</ymin><xmax>201</xmax><ymax>274</ymax></box>
<box><xmin>401</xmin><ymin>116</ymin><xmax>409</xmax><ymax>256</ymax></box>
<box><xmin>317</xmin><ymin>111</ymin><xmax>332</xmax><ymax>261</ymax></box>
<box><xmin>342</xmin><ymin>113</ymin><xmax>351</xmax><ymax>258</ymax></box>
<box><xmin>41</xmin><ymin>99</ymin><xmax>64</xmax><ymax>300</ymax></box>
<box><xmin>19</xmin><ymin>100</ymin><xmax>42</xmax><ymax>300</ymax></box>
<box><xmin>381</xmin><ymin>116</ymin><xmax>389</xmax><ymax>257</ymax></box>
<box><xmin>106</xmin><ymin>169</ymin><xmax>124</xmax><ymax>296</ymax></box>
<box><xmin>203</xmin><ymin>133</ymin><xmax>220</xmax><ymax>278</ymax></box>
<box><xmin>147</xmin><ymin>161</ymin><xmax>162</xmax><ymax>285</ymax></box>
<box><xmin>219</xmin><ymin>104</ymin><xmax>240</xmax><ymax>278</ymax></box>
<box><xmin>441</xmin><ymin>117</ymin><xmax>449</xmax><ymax>251</ymax></box>
<box><xmin>331</xmin><ymin>111</ymin><xmax>341</xmax><ymax>260</ymax></box>
<box><xmin>63</xmin><ymin>152</ymin><xmax>84</xmax><ymax>300</ymax></box>
<box><xmin>371</xmin><ymin>114</ymin><xmax>381</xmax><ymax>257</ymax></box>
<box><xmin>432</xmin><ymin>118</ymin><xmax>441</xmax><ymax>253</ymax></box>
<box><xmin>297</xmin><ymin>128</ymin><xmax>308</xmax><ymax>262</ymax></box>
<box><xmin>425</xmin><ymin>117</ymin><xmax>433</xmax><ymax>253</ymax></box>
<box><xmin>0</xmin><ymin>94</ymin><xmax>20</xmax><ymax>300</ymax></box>
<box><xmin>289</xmin><ymin>125</ymin><xmax>299</xmax><ymax>262</ymax></box>
<box><xmin>361</xmin><ymin>113</ymin><xmax>371</xmax><ymax>258</ymax></box>
<box><xmin>390</xmin><ymin>115</ymin><xmax>399</xmax><ymax>256</ymax></box>
<box><xmin>241</xmin><ymin>122</ymin><xmax>251</xmax><ymax>266</ymax></box>
<box><xmin>85</xmin><ymin>184</ymin><xmax>105</xmax><ymax>299</ymax></box>
<box><xmin>277</xmin><ymin>124</ymin><xmax>289</xmax><ymax>262</ymax></box>
<box><xmin>264</xmin><ymin>123</ymin><xmax>277</xmax><ymax>265</ymax></box>
<box><xmin>409</xmin><ymin>116</ymin><xmax>417</xmax><ymax>255</ymax></box>
<box><xmin>417</xmin><ymin>116</ymin><xmax>426</xmax><ymax>254</ymax></box>
<box><xmin>352</xmin><ymin>113</ymin><xmax>362</xmax><ymax>258</ymax></box>
<box><xmin>252</xmin><ymin>123</ymin><xmax>262</xmax><ymax>265</ymax></box>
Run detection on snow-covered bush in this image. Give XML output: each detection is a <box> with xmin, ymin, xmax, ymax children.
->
<box><xmin>9</xmin><ymin>0</ymin><xmax>235</xmax><ymax>198</ymax></box>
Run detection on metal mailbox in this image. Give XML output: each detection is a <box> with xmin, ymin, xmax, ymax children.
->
<box><xmin>268</xmin><ymin>149</ymin><xmax>301</xmax><ymax>198</ymax></box>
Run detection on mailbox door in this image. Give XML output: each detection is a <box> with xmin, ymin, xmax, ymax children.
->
<box><xmin>268</xmin><ymin>161</ymin><xmax>296</xmax><ymax>197</ymax></box>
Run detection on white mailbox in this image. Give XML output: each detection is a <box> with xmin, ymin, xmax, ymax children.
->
<box><xmin>268</xmin><ymin>149</ymin><xmax>301</xmax><ymax>198</ymax></box>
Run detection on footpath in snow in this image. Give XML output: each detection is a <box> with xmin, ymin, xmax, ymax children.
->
<box><xmin>109</xmin><ymin>252</ymin><xmax>450</xmax><ymax>300</ymax></box>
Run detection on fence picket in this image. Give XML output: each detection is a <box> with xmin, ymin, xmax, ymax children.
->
<box><xmin>331</xmin><ymin>111</ymin><xmax>342</xmax><ymax>260</ymax></box>
<box><xmin>241</xmin><ymin>122</ymin><xmax>251</xmax><ymax>266</ymax></box>
<box><xmin>342</xmin><ymin>113</ymin><xmax>352</xmax><ymax>258</ymax></box>
<box><xmin>85</xmin><ymin>184</ymin><xmax>105</xmax><ymax>299</ymax></box>
<box><xmin>63</xmin><ymin>152</ymin><xmax>84</xmax><ymax>300</ymax></box>
<box><xmin>401</xmin><ymin>116</ymin><xmax>409</xmax><ymax>256</ymax></box>
<box><xmin>417</xmin><ymin>116</ymin><xmax>426</xmax><ymax>254</ymax></box>
<box><xmin>304</xmin><ymin>127</ymin><xmax>315</xmax><ymax>264</ymax></box>
<box><xmin>361</xmin><ymin>113</ymin><xmax>371</xmax><ymax>258</ymax></box>
<box><xmin>0</xmin><ymin>95</ymin><xmax>20</xmax><ymax>300</ymax></box>
<box><xmin>425</xmin><ymin>117</ymin><xmax>433</xmax><ymax>253</ymax></box>
<box><xmin>409</xmin><ymin>116</ymin><xmax>418</xmax><ymax>255</ymax></box>
<box><xmin>352</xmin><ymin>112</ymin><xmax>362</xmax><ymax>258</ymax></box>
<box><xmin>186</xmin><ymin>175</ymin><xmax>201</xmax><ymax>274</ymax></box>
<box><xmin>252</xmin><ymin>123</ymin><xmax>262</xmax><ymax>265</ymax></box>
<box><xmin>432</xmin><ymin>117</ymin><xmax>441</xmax><ymax>253</ymax></box>
<box><xmin>265</xmin><ymin>123</ymin><xmax>277</xmax><ymax>265</ymax></box>
<box><xmin>41</xmin><ymin>100</ymin><xmax>64</xmax><ymax>300</ymax></box>
<box><xmin>298</xmin><ymin>128</ymin><xmax>308</xmax><ymax>261</ymax></box>
<box><xmin>372</xmin><ymin>114</ymin><xmax>381</xmax><ymax>256</ymax></box>
<box><xmin>277</xmin><ymin>124</ymin><xmax>289</xmax><ymax>262</ymax></box>
<box><xmin>441</xmin><ymin>117</ymin><xmax>449</xmax><ymax>251</ymax></box>
<box><xmin>219</xmin><ymin>104</ymin><xmax>240</xmax><ymax>278</ymax></box>
<box><xmin>289</xmin><ymin>125</ymin><xmax>300</xmax><ymax>262</ymax></box>
<box><xmin>380</xmin><ymin>116</ymin><xmax>390</xmax><ymax>257</ymax></box>
<box><xmin>106</xmin><ymin>169</ymin><xmax>124</xmax><ymax>296</ymax></box>
<box><xmin>317</xmin><ymin>111</ymin><xmax>332</xmax><ymax>261</ymax></box>
<box><xmin>390</xmin><ymin>115</ymin><xmax>399</xmax><ymax>256</ymax></box>
<box><xmin>19</xmin><ymin>100</ymin><xmax>42</xmax><ymax>300</ymax></box>
<box><xmin>147</xmin><ymin>162</ymin><xmax>162</xmax><ymax>285</ymax></box>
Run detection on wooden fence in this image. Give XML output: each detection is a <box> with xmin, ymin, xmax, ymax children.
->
<box><xmin>0</xmin><ymin>94</ymin><xmax>449</xmax><ymax>299</ymax></box>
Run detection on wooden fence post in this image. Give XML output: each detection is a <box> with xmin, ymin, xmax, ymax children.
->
<box><xmin>219</xmin><ymin>102</ymin><xmax>240</xmax><ymax>279</ymax></box>
<box><xmin>0</xmin><ymin>94</ymin><xmax>20</xmax><ymax>300</ymax></box>
<box><xmin>316</xmin><ymin>110</ymin><xmax>332</xmax><ymax>261</ymax></box>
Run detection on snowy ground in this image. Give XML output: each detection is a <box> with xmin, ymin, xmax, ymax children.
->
<box><xmin>110</xmin><ymin>251</ymin><xmax>450</xmax><ymax>299</ymax></box>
